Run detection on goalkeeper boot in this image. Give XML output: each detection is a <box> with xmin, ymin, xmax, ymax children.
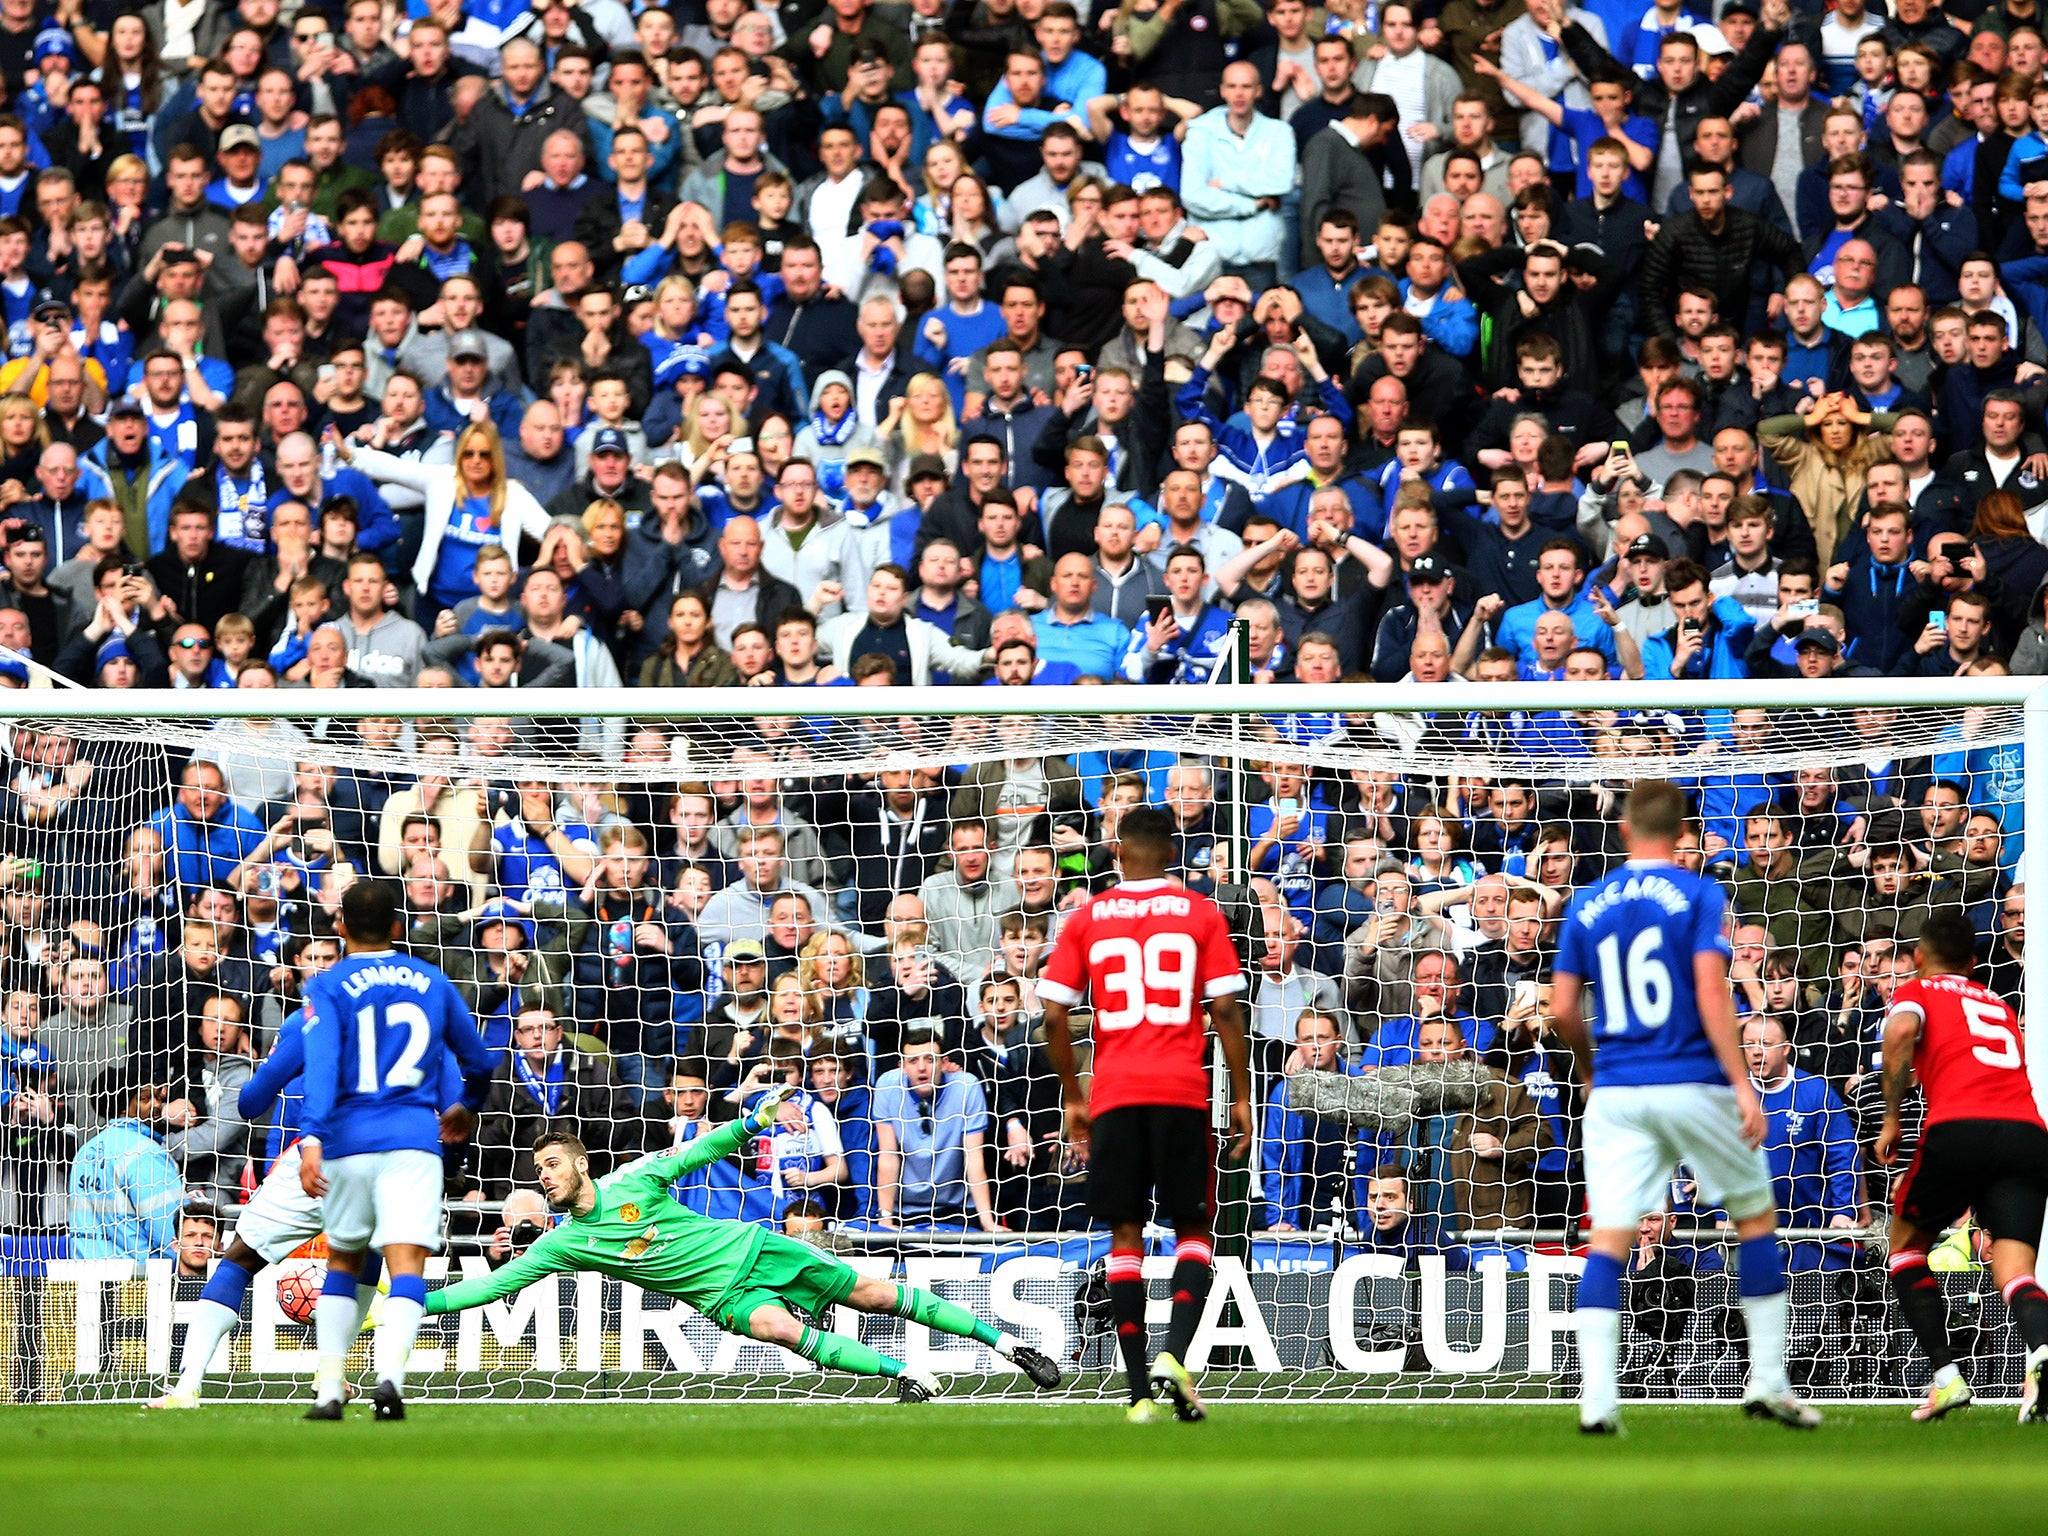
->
<box><xmin>371</xmin><ymin>1380</ymin><xmax>405</xmax><ymax>1422</ymax></box>
<box><xmin>896</xmin><ymin>1371</ymin><xmax>940</xmax><ymax>1404</ymax></box>
<box><xmin>145</xmin><ymin>1387</ymin><xmax>200</xmax><ymax>1411</ymax></box>
<box><xmin>1148</xmin><ymin>1351</ymin><xmax>1205</xmax><ymax>1423</ymax></box>
<box><xmin>1124</xmin><ymin>1397</ymin><xmax>1168</xmax><ymax>1424</ymax></box>
<box><xmin>1011</xmin><ymin>1345</ymin><xmax>1063</xmax><ymax>1390</ymax></box>
<box><xmin>1912</xmin><ymin>1372</ymin><xmax>1974</xmax><ymax>1422</ymax></box>
<box><xmin>1742</xmin><ymin>1389</ymin><xmax>1823</xmax><ymax>1429</ymax></box>
<box><xmin>2019</xmin><ymin>1350</ymin><xmax>2047</xmax><ymax>1424</ymax></box>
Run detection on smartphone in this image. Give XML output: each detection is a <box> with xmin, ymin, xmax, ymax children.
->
<box><xmin>1144</xmin><ymin>593</ymin><xmax>1173</xmax><ymax>620</ymax></box>
<box><xmin>1275</xmin><ymin>798</ymin><xmax>1301</xmax><ymax>816</ymax></box>
<box><xmin>1787</xmin><ymin>599</ymin><xmax>1818</xmax><ymax>620</ymax></box>
<box><xmin>315</xmin><ymin>31</ymin><xmax>334</xmax><ymax>48</ymax></box>
<box><xmin>1075</xmin><ymin>363</ymin><xmax>1093</xmax><ymax>381</ymax></box>
<box><xmin>1513</xmin><ymin>980</ymin><xmax>1539</xmax><ymax>1012</ymax></box>
<box><xmin>1610</xmin><ymin>439</ymin><xmax>1632</xmax><ymax>459</ymax></box>
<box><xmin>1930</xmin><ymin>610</ymin><xmax>1947</xmax><ymax>635</ymax></box>
<box><xmin>121</xmin><ymin>561</ymin><xmax>145</xmax><ymax>579</ymax></box>
<box><xmin>1681</xmin><ymin>618</ymin><xmax>1703</xmax><ymax>638</ymax></box>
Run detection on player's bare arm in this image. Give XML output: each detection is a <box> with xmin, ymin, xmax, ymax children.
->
<box><xmin>1546</xmin><ymin>971</ymin><xmax>1593</xmax><ymax>1090</ymax></box>
<box><xmin>1041</xmin><ymin>997</ymin><xmax>1089</xmax><ymax>1159</ymax></box>
<box><xmin>1208</xmin><ymin>993</ymin><xmax>1253</xmax><ymax>1161</ymax></box>
<box><xmin>1875</xmin><ymin>1005</ymin><xmax>1923</xmax><ymax>1167</ymax></box>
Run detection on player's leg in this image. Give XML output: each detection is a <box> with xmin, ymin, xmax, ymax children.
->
<box><xmin>153</xmin><ymin>1235</ymin><xmax>268</xmax><ymax>1408</ymax></box>
<box><xmin>1087</xmin><ymin>1108</ymin><xmax>1159</xmax><ymax>1414</ymax></box>
<box><xmin>839</xmin><ymin>1272</ymin><xmax>1061</xmax><ymax>1387</ymax></box>
<box><xmin>306</xmin><ymin>1153</ymin><xmax>376</xmax><ymax>1418</ymax></box>
<box><xmin>1681</xmin><ymin>1086</ymin><xmax>1820</xmax><ymax>1427</ymax></box>
<box><xmin>1887</xmin><ymin>1125</ymin><xmax>1976</xmax><ymax>1419</ymax></box>
<box><xmin>1976</xmin><ymin>1151</ymin><xmax>2048</xmax><ymax>1422</ymax></box>
<box><xmin>1150</xmin><ymin>1108</ymin><xmax>1219</xmax><ymax>1422</ymax></box>
<box><xmin>734</xmin><ymin>1294</ymin><xmax>929</xmax><ymax>1397</ymax></box>
<box><xmin>366</xmin><ymin>1150</ymin><xmax>447</xmax><ymax>1414</ymax></box>
<box><xmin>1574</xmin><ymin>1087</ymin><xmax>1668</xmax><ymax>1434</ymax></box>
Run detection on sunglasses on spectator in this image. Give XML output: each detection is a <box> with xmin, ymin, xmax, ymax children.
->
<box><xmin>175</xmin><ymin>637</ymin><xmax>213</xmax><ymax>650</ymax></box>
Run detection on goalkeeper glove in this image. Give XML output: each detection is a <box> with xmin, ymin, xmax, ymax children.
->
<box><xmin>744</xmin><ymin>1082</ymin><xmax>797</xmax><ymax>1134</ymax></box>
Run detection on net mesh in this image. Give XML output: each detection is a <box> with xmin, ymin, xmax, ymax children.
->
<box><xmin>0</xmin><ymin>695</ymin><xmax>2034</xmax><ymax>1403</ymax></box>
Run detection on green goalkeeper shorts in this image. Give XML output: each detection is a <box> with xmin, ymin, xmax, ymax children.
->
<box><xmin>709</xmin><ymin>1231</ymin><xmax>863</xmax><ymax>1333</ymax></box>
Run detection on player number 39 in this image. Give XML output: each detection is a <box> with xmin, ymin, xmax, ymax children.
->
<box><xmin>1088</xmin><ymin>933</ymin><xmax>1199</xmax><ymax>1030</ymax></box>
<box><xmin>1595</xmin><ymin>929</ymin><xmax>1673</xmax><ymax>1034</ymax></box>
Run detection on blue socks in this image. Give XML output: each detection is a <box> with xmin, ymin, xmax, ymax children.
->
<box><xmin>1578</xmin><ymin>1250</ymin><xmax>1623</xmax><ymax>1313</ymax></box>
<box><xmin>387</xmin><ymin>1273</ymin><xmax>428</xmax><ymax>1305</ymax></box>
<box><xmin>1738</xmin><ymin>1233</ymin><xmax>1786</xmax><ymax>1298</ymax></box>
<box><xmin>199</xmin><ymin>1257</ymin><xmax>253</xmax><ymax>1310</ymax></box>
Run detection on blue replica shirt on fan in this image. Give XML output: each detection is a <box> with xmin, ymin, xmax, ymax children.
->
<box><xmin>492</xmin><ymin>816</ymin><xmax>597</xmax><ymax>903</ymax></box>
<box><xmin>430</xmin><ymin>495</ymin><xmax>499</xmax><ymax>606</ymax></box>
<box><xmin>1554</xmin><ymin>860</ymin><xmax>1731</xmax><ymax>1087</ymax></box>
<box><xmin>298</xmin><ymin>949</ymin><xmax>495</xmax><ymax>1159</ymax></box>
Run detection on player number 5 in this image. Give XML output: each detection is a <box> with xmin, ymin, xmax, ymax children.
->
<box><xmin>1088</xmin><ymin>933</ymin><xmax>1198</xmax><ymax>1030</ymax></box>
<box><xmin>1594</xmin><ymin>929</ymin><xmax>1672</xmax><ymax>1034</ymax></box>
<box><xmin>1961</xmin><ymin>996</ymin><xmax>2022</xmax><ymax>1069</ymax></box>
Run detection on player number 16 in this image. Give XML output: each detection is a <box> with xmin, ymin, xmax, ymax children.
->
<box><xmin>1595</xmin><ymin>929</ymin><xmax>1673</xmax><ymax>1034</ymax></box>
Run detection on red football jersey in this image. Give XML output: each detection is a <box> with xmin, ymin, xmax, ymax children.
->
<box><xmin>1036</xmin><ymin>879</ymin><xmax>1246</xmax><ymax>1115</ymax></box>
<box><xmin>1888</xmin><ymin>974</ymin><xmax>2046</xmax><ymax>1129</ymax></box>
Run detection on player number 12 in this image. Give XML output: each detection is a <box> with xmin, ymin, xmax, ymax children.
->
<box><xmin>1595</xmin><ymin>929</ymin><xmax>1673</xmax><ymax>1034</ymax></box>
<box><xmin>356</xmin><ymin>1001</ymin><xmax>433</xmax><ymax>1092</ymax></box>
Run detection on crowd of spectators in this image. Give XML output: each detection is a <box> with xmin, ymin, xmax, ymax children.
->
<box><xmin>0</xmin><ymin>0</ymin><xmax>2025</xmax><ymax>1299</ymax></box>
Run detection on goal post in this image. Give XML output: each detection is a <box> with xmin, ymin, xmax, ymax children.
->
<box><xmin>0</xmin><ymin>677</ymin><xmax>2042</xmax><ymax>1403</ymax></box>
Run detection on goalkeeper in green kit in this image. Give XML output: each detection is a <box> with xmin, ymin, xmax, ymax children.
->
<box><xmin>425</xmin><ymin>1087</ymin><xmax>1063</xmax><ymax>1400</ymax></box>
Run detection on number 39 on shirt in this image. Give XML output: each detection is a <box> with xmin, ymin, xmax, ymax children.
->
<box><xmin>1089</xmin><ymin>933</ymin><xmax>1199</xmax><ymax>1031</ymax></box>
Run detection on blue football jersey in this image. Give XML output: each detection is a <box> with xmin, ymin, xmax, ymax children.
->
<box><xmin>1554</xmin><ymin>861</ymin><xmax>1731</xmax><ymax>1087</ymax></box>
<box><xmin>299</xmin><ymin>950</ymin><xmax>495</xmax><ymax>1157</ymax></box>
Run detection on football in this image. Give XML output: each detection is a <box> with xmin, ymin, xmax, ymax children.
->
<box><xmin>275</xmin><ymin>1260</ymin><xmax>325</xmax><ymax>1325</ymax></box>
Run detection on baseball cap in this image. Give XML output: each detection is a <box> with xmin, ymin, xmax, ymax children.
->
<box><xmin>1719</xmin><ymin>0</ymin><xmax>1759</xmax><ymax>14</ymax></box>
<box><xmin>1625</xmin><ymin>533</ymin><xmax>1670</xmax><ymax>561</ymax></box>
<box><xmin>590</xmin><ymin>425</ymin><xmax>630</xmax><ymax>457</ymax></box>
<box><xmin>107</xmin><ymin>396</ymin><xmax>146</xmax><ymax>420</ymax></box>
<box><xmin>1689</xmin><ymin>22</ymin><xmax>1733</xmax><ymax>57</ymax></box>
<box><xmin>447</xmin><ymin>328</ymin><xmax>489</xmax><ymax>362</ymax></box>
<box><xmin>218</xmin><ymin>124</ymin><xmax>262</xmax><ymax>154</ymax></box>
<box><xmin>907</xmin><ymin>453</ymin><xmax>950</xmax><ymax>486</ymax></box>
<box><xmin>1793</xmin><ymin>629</ymin><xmax>1841</xmax><ymax>655</ymax></box>
<box><xmin>30</xmin><ymin>296</ymin><xmax>69</xmax><ymax>324</ymax></box>
<box><xmin>1408</xmin><ymin>552</ymin><xmax>1450</xmax><ymax>582</ymax></box>
<box><xmin>845</xmin><ymin>445</ymin><xmax>887</xmax><ymax>471</ymax></box>
<box><xmin>476</xmin><ymin>899</ymin><xmax>536</xmax><ymax>945</ymax></box>
<box><xmin>725</xmin><ymin>938</ymin><xmax>767</xmax><ymax>963</ymax></box>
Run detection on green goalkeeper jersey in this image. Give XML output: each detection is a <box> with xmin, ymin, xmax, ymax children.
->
<box><xmin>425</xmin><ymin>1118</ymin><xmax>767</xmax><ymax>1316</ymax></box>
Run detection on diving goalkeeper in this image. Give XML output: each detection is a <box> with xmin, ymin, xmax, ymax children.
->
<box><xmin>424</xmin><ymin>1087</ymin><xmax>1062</xmax><ymax>1400</ymax></box>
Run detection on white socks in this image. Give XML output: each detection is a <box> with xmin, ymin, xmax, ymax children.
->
<box><xmin>1576</xmin><ymin>1309</ymin><xmax>1621</xmax><ymax>1424</ymax></box>
<box><xmin>992</xmin><ymin>1333</ymin><xmax>1019</xmax><ymax>1360</ymax></box>
<box><xmin>1742</xmin><ymin>1291</ymin><xmax>1791</xmax><ymax>1398</ymax></box>
<box><xmin>313</xmin><ymin>1293</ymin><xmax>362</xmax><ymax>1405</ymax></box>
<box><xmin>376</xmin><ymin>1295</ymin><xmax>425</xmax><ymax>1390</ymax></box>
<box><xmin>175</xmin><ymin>1300</ymin><xmax>240</xmax><ymax>1395</ymax></box>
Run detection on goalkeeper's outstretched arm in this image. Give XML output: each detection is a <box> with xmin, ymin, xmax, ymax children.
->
<box><xmin>635</xmin><ymin>1084</ymin><xmax>796</xmax><ymax>1183</ymax></box>
<box><xmin>425</xmin><ymin>1235</ymin><xmax>575</xmax><ymax>1315</ymax></box>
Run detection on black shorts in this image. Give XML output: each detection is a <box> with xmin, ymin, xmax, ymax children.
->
<box><xmin>1894</xmin><ymin>1118</ymin><xmax>2048</xmax><ymax>1245</ymax></box>
<box><xmin>1088</xmin><ymin>1105</ymin><xmax>1214</xmax><ymax>1229</ymax></box>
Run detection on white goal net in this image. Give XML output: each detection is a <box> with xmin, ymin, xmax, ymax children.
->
<box><xmin>3</xmin><ymin>681</ymin><xmax>2043</xmax><ymax>1404</ymax></box>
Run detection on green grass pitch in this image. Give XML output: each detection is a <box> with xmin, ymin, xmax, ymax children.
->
<box><xmin>2</xmin><ymin>1402</ymin><xmax>2045</xmax><ymax>1534</ymax></box>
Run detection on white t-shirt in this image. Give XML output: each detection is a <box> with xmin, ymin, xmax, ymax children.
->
<box><xmin>1377</xmin><ymin>49</ymin><xmax>1430</xmax><ymax>175</ymax></box>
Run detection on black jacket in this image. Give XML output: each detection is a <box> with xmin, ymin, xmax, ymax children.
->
<box><xmin>767</xmin><ymin>291</ymin><xmax>862</xmax><ymax>378</ymax></box>
<box><xmin>1459</xmin><ymin>243</ymin><xmax>1622</xmax><ymax>390</ymax></box>
<box><xmin>1638</xmin><ymin>206</ymin><xmax>1805</xmax><ymax>342</ymax></box>
<box><xmin>575</xmin><ymin>188</ymin><xmax>682</xmax><ymax>282</ymax></box>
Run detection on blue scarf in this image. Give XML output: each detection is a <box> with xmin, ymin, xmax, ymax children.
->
<box><xmin>514</xmin><ymin>1050</ymin><xmax>566</xmax><ymax>1117</ymax></box>
<box><xmin>216</xmin><ymin>459</ymin><xmax>269</xmax><ymax>551</ymax></box>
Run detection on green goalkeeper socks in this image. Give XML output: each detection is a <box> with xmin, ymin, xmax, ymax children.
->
<box><xmin>893</xmin><ymin>1283</ymin><xmax>1004</xmax><ymax>1349</ymax></box>
<box><xmin>795</xmin><ymin>1325</ymin><xmax>905</xmax><ymax>1379</ymax></box>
